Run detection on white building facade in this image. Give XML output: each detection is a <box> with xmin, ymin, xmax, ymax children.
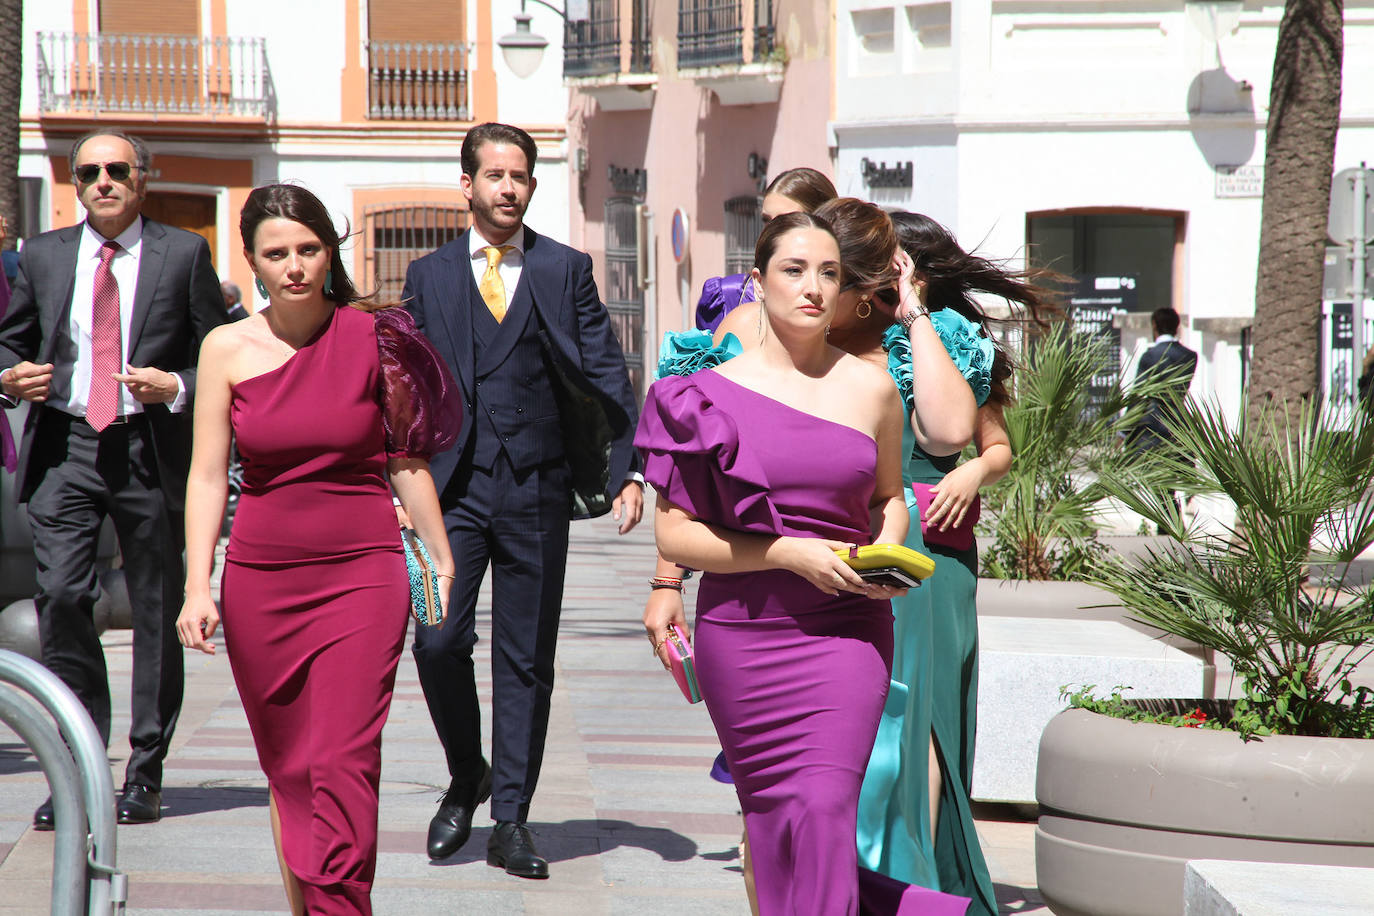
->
<box><xmin>830</xmin><ymin>0</ymin><xmax>1374</xmax><ymax>419</ymax></box>
<box><xmin>14</xmin><ymin>0</ymin><xmax>571</xmax><ymax>306</ymax></box>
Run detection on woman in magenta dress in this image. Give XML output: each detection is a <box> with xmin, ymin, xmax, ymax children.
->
<box><xmin>177</xmin><ymin>184</ymin><xmax>461</xmax><ymax>915</ymax></box>
<box><xmin>638</xmin><ymin>213</ymin><xmax>916</xmax><ymax>915</ymax></box>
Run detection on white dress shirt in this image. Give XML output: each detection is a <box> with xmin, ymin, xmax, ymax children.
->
<box><xmin>52</xmin><ymin>218</ymin><xmax>186</xmax><ymax>417</ymax></box>
<box><xmin>468</xmin><ymin>225</ymin><xmax>526</xmax><ymax>311</ymax></box>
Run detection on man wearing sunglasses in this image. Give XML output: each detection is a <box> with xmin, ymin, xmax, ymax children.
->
<box><xmin>0</xmin><ymin>129</ymin><xmax>225</xmax><ymax>831</ymax></box>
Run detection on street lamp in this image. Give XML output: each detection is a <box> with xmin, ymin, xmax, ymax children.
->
<box><xmin>1184</xmin><ymin>0</ymin><xmax>1243</xmax><ymax>43</ymax></box>
<box><xmin>497</xmin><ymin>0</ymin><xmax>569</xmax><ymax>78</ymax></box>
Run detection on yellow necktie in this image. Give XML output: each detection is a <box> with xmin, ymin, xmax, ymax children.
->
<box><xmin>479</xmin><ymin>245</ymin><xmax>515</xmax><ymax>322</ymax></box>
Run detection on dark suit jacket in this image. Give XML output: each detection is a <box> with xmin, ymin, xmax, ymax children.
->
<box><xmin>1132</xmin><ymin>338</ymin><xmax>1198</xmax><ymax>451</ymax></box>
<box><xmin>402</xmin><ymin>226</ymin><xmax>639</xmax><ymax>518</ymax></box>
<box><xmin>0</xmin><ymin>219</ymin><xmax>225</xmax><ymax>507</ymax></box>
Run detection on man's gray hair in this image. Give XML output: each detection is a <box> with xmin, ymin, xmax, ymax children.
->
<box><xmin>68</xmin><ymin>130</ymin><xmax>153</xmax><ymax>179</ymax></box>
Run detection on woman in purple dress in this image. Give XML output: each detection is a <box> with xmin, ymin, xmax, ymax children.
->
<box><xmin>177</xmin><ymin>185</ymin><xmax>461</xmax><ymax>915</ymax></box>
<box><xmin>637</xmin><ymin>213</ymin><xmax>910</xmax><ymax>915</ymax></box>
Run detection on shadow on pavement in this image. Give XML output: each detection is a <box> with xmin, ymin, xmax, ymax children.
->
<box><xmin>159</xmin><ymin>784</ymin><xmax>271</xmax><ymax>818</ymax></box>
<box><xmin>994</xmin><ymin>881</ymin><xmax>1046</xmax><ymax>913</ymax></box>
<box><xmin>0</xmin><ymin>742</ymin><xmax>42</xmax><ymax>775</ymax></box>
<box><xmin>429</xmin><ymin>818</ymin><xmax>699</xmax><ymax>867</ymax></box>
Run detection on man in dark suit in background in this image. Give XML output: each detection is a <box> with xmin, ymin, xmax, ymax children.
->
<box><xmin>221</xmin><ymin>281</ymin><xmax>248</xmax><ymax>321</ymax></box>
<box><xmin>403</xmin><ymin>122</ymin><xmax>642</xmax><ymax>879</ymax></box>
<box><xmin>0</xmin><ymin>130</ymin><xmax>225</xmax><ymax>829</ymax></box>
<box><xmin>1129</xmin><ymin>307</ymin><xmax>1198</xmax><ymax>528</ymax></box>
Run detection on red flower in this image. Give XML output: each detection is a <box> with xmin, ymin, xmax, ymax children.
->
<box><xmin>1181</xmin><ymin>707</ymin><xmax>1208</xmax><ymax>728</ymax></box>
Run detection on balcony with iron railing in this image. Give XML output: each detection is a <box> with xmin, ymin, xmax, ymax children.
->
<box><xmin>564</xmin><ymin>0</ymin><xmax>656</xmax><ymax>110</ymax></box>
<box><xmin>677</xmin><ymin>0</ymin><xmax>781</xmax><ymax>105</ymax></box>
<box><xmin>36</xmin><ymin>31</ymin><xmax>270</xmax><ymax>121</ymax></box>
<box><xmin>366</xmin><ymin>41</ymin><xmax>470</xmax><ymax>121</ymax></box>
<box><xmin>678</xmin><ymin>0</ymin><xmax>775</xmax><ymax>68</ymax></box>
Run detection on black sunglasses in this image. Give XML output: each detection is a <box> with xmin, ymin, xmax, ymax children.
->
<box><xmin>75</xmin><ymin>161</ymin><xmax>144</xmax><ymax>184</ymax></box>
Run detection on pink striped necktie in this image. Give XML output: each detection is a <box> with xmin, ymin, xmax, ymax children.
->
<box><xmin>86</xmin><ymin>240</ymin><xmax>123</xmax><ymax>432</ymax></box>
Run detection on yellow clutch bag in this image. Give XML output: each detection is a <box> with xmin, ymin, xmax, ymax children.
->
<box><xmin>835</xmin><ymin>544</ymin><xmax>936</xmax><ymax>588</ymax></box>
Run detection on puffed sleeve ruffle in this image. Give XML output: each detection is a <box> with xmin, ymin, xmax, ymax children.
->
<box><xmin>881</xmin><ymin>310</ymin><xmax>995</xmax><ymax>409</ymax></box>
<box><xmin>374</xmin><ymin>307</ymin><xmax>464</xmax><ymax>459</ymax></box>
<box><xmin>694</xmin><ymin>272</ymin><xmax>756</xmax><ymax>333</ymax></box>
<box><xmin>654</xmin><ymin>329</ymin><xmax>744</xmax><ymax>380</ymax></box>
<box><xmin>634</xmin><ymin>374</ymin><xmax>782</xmax><ymax>534</ymax></box>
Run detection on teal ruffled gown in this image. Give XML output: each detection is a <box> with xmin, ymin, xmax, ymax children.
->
<box><xmin>856</xmin><ymin>316</ymin><xmax>997</xmax><ymax>916</ymax></box>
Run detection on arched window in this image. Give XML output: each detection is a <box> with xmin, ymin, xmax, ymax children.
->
<box><xmin>363</xmin><ymin>203</ymin><xmax>469</xmax><ymax>301</ymax></box>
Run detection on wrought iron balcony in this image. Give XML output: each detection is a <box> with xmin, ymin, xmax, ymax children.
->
<box><xmin>678</xmin><ymin>0</ymin><xmax>774</xmax><ymax>69</ymax></box>
<box><xmin>367</xmin><ymin>41</ymin><xmax>469</xmax><ymax>121</ymax></box>
<box><xmin>564</xmin><ymin>0</ymin><xmax>653</xmax><ymax>78</ymax></box>
<box><xmin>36</xmin><ymin>31</ymin><xmax>269</xmax><ymax>118</ymax></box>
<box><xmin>564</xmin><ymin>0</ymin><xmax>620</xmax><ymax>78</ymax></box>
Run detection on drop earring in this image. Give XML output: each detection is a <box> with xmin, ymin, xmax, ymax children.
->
<box><xmin>856</xmin><ymin>298</ymin><xmax>872</xmax><ymax>320</ymax></box>
<box><xmin>324</xmin><ymin>269</ymin><xmax>334</xmax><ymax>297</ymax></box>
<box><xmin>255</xmin><ymin>277</ymin><xmax>268</xmax><ymax>299</ymax></box>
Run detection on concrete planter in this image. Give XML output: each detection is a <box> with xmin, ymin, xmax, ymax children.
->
<box><xmin>1035</xmin><ymin>707</ymin><xmax>1374</xmax><ymax>916</ymax></box>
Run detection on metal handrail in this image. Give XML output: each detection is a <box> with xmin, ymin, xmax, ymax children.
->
<box><xmin>0</xmin><ymin>650</ymin><xmax>123</xmax><ymax>914</ymax></box>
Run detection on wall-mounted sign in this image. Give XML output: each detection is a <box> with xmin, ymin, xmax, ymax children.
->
<box><xmin>608</xmin><ymin>165</ymin><xmax>648</xmax><ymax>195</ymax></box>
<box><xmin>1069</xmin><ymin>275</ymin><xmax>1139</xmax><ymax>312</ymax></box>
<box><xmin>1215</xmin><ymin>165</ymin><xmax>1263</xmax><ymax>199</ymax></box>
<box><xmin>860</xmin><ymin>158</ymin><xmax>913</xmax><ymax>189</ymax></box>
<box><xmin>671</xmin><ymin>208</ymin><xmax>690</xmax><ymax>264</ymax></box>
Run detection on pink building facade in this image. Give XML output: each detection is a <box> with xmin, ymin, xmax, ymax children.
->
<box><xmin>564</xmin><ymin>0</ymin><xmax>833</xmax><ymax>395</ymax></box>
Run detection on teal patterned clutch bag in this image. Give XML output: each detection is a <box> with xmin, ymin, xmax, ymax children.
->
<box><xmin>400</xmin><ymin>527</ymin><xmax>442</xmax><ymax>626</ymax></box>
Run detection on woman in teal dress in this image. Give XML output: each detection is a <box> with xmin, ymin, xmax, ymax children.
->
<box><xmin>860</xmin><ymin>212</ymin><xmax>1056</xmax><ymax>915</ymax></box>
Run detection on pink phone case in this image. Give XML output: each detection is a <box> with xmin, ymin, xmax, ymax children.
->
<box><xmin>663</xmin><ymin>624</ymin><xmax>702</xmax><ymax>704</ymax></box>
<box><xmin>912</xmin><ymin>483</ymin><xmax>980</xmax><ymax>552</ymax></box>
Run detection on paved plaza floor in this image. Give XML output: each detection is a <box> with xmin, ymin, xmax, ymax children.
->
<box><xmin>0</xmin><ymin>514</ymin><xmax>1046</xmax><ymax>914</ymax></box>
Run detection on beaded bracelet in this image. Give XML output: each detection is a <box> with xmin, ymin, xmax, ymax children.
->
<box><xmin>649</xmin><ymin>577</ymin><xmax>684</xmax><ymax>591</ymax></box>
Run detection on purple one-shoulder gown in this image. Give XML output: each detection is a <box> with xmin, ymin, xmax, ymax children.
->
<box><xmin>638</xmin><ymin>369</ymin><xmax>898</xmax><ymax>915</ymax></box>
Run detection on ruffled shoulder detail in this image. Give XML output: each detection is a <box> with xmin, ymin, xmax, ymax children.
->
<box><xmin>633</xmin><ymin>374</ymin><xmax>782</xmax><ymax>533</ymax></box>
<box><xmin>373</xmin><ymin>306</ymin><xmax>464</xmax><ymax>459</ymax></box>
<box><xmin>882</xmin><ymin>312</ymin><xmax>995</xmax><ymax>408</ymax></box>
<box><xmin>931</xmin><ymin>309</ymin><xmax>995</xmax><ymax>406</ymax></box>
<box><xmin>694</xmin><ymin>273</ymin><xmax>756</xmax><ymax>333</ymax></box>
<box><xmin>654</xmin><ymin>329</ymin><xmax>744</xmax><ymax>380</ymax></box>
<box><xmin>881</xmin><ymin>324</ymin><xmax>916</xmax><ymax>414</ymax></box>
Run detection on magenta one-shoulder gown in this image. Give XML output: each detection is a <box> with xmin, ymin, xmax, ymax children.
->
<box><xmin>221</xmin><ymin>305</ymin><xmax>459</xmax><ymax>915</ymax></box>
<box><xmin>638</xmin><ymin>369</ymin><xmax>899</xmax><ymax>915</ymax></box>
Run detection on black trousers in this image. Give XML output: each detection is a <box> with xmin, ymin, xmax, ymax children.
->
<box><xmin>27</xmin><ymin>411</ymin><xmax>185</xmax><ymax>790</ymax></box>
<box><xmin>412</xmin><ymin>453</ymin><xmax>570</xmax><ymax>824</ymax></box>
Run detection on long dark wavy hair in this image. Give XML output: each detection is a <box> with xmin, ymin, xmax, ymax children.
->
<box><xmin>239</xmin><ymin>183</ymin><xmax>369</xmax><ymax>308</ymax></box>
<box><xmin>891</xmin><ymin>211</ymin><xmax>1059</xmax><ymax>407</ymax></box>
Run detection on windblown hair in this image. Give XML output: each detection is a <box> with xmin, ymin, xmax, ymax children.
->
<box><xmin>891</xmin><ymin>211</ymin><xmax>1060</xmax><ymax>407</ymax></box>
<box><xmin>753</xmin><ymin>212</ymin><xmax>837</xmax><ymax>273</ymax></box>
<box><xmin>461</xmin><ymin>122</ymin><xmax>538</xmax><ymax>176</ymax></box>
<box><xmin>239</xmin><ymin>184</ymin><xmax>363</xmax><ymax>306</ymax></box>
<box><xmin>764</xmin><ymin>168</ymin><xmax>838</xmax><ymax>214</ymax></box>
<box><xmin>813</xmin><ymin>198</ymin><xmax>899</xmax><ymax>296</ymax></box>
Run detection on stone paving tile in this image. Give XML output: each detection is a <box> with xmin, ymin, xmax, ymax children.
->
<box><xmin>0</xmin><ymin>512</ymin><xmax>1046</xmax><ymax>914</ymax></box>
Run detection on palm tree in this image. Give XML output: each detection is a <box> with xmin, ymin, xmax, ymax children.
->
<box><xmin>0</xmin><ymin>0</ymin><xmax>20</xmax><ymax>250</ymax></box>
<box><xmin>1247</xmin><ymin>0</ymin><xmax>1343</xmax><ymax>424</ymax></box>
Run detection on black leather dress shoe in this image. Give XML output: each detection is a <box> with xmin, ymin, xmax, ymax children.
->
<box><xmin>33</xmin><ymin>797</ymin><xmax>54</xmax><ymax>832</ymax></box>
<box><xmin>426</xmin><ymin>760</ymin><xmax>492</xmax><ymax>859</ymax></box>
<box><xmin>116</xmin><ymin>784</ymin><xmax>162</xmax><ymax>824</ymax></box>
<box><xmin>487</xmin><ymin>821</ymin><xmax>549</xmax><ymax>879</ymax></box>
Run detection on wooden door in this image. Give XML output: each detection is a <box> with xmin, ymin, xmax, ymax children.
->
<box><xmin>142</xmin><ymin>191</ymin><xmax>216</xmax><ymax>264</ymax></box>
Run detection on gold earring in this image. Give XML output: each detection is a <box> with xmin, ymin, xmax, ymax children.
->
<box><xmin>856</xmin><ymin>298</ymin><xmax>872</xmax><ymax>320</ymax></box>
